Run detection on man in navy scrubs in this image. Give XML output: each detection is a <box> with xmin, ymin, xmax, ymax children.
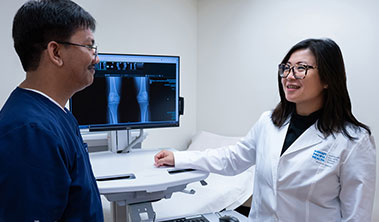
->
<box><xmin>0</xmin><ymin>0</ymin><xmax>103</xmax><ymax>221</ymax></box>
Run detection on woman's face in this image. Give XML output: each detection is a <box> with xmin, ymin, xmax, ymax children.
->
<box><xmin>281</xmin><ymin>49</ymin><xmax>327</xmax><ymax>115</ymax></box>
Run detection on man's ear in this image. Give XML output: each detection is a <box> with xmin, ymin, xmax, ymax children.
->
<box><xmin>46</xmin><ymin>41</ymin><xmax>64</xmax><ymax>67</ymax></box>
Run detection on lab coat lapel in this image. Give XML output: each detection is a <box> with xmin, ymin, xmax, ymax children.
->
<box><xmin>273</xmin><ymin>121</ymin><xmax>290</xmax><ymax>155</ymax></box>
<box><xmin>282</xmin><ymin>123</ymin><xmax>324</xmax><ymax>157</ymax></box>
<box><xmin>270</xmin><ymin>119</ymin><xmax>290</xmax><ymax>188</ymax></box>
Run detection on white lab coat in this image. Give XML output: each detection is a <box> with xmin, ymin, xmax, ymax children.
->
<box><xmin>175</xmin><ymin>111</ymin><xmax>376</xmax><ymax>222</ymax></box>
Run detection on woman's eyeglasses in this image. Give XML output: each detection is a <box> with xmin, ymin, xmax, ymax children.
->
<box><xmin>278</xmin><ymin>63</ymin><xmax>317</xmax><ymax>79</ymax></box>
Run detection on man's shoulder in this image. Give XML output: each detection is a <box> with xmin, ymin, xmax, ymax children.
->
<box><xmin>0</xmin><ymin>89</ymin><xmax>66</xmax><ymax>137</ymax></box>
<box><xmin>1</xmin><ymin>96</ymin><xmax>45</xmax><ymax>124</ymax></box>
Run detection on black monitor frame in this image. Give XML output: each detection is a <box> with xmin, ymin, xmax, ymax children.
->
<box><xmin>70</xmin><ymin>53</ymin><xmax>181</xmax><ymax>131</ymax></box>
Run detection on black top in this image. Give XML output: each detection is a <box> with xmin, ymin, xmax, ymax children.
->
<box><xmin>281</xmin><ymin>109</ymin><xmax>322</xmax><ymax>156</ymax></box>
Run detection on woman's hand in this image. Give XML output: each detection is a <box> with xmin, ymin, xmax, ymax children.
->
<box><xmin>154</xmin><ymin>150</ymin><xmax>175</xmax><ymax>167</ymax></box>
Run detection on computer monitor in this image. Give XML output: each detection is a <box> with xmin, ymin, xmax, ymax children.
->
<box><xmin>70</xmin><ymin>53</ymin><xmax>180</xmax><ymax>131</ymax></box>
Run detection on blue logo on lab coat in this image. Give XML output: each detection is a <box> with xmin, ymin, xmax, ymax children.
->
<box><xmin>312</xmin><ymin>150</ymin><xmax>326</xmax><ymax>162</ymax></box>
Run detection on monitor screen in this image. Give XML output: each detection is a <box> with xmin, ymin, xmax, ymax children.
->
<box><xmin>70</xmin><ymin>53</ymin><xmax>180</xmax><ymax>131</ymax></box>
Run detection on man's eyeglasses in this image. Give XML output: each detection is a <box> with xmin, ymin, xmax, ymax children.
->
<box><xmin>56</xmin><ymin>41</ymin><xmax>98</xmax><ymax>59</ymax></box>
<box><xmin>278</xmin><ymin>63</ymin><xmax>317</xmax><ymax>79</ymax></box>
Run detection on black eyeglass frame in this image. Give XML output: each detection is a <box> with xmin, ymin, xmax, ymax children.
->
<box><xmin>278</xmin><ymin>63</ymin><xmax>317</xmax><ymax>80</ymax></box>
<box><xmin>56</xmin><ymin>41</ymin><xmax>98</xmax><ymax>59</ymax></box>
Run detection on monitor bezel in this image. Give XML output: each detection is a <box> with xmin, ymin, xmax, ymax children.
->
<box><xmin>69</xmin><ymin>52</ymin><xmax>180</xmax><ymax>131</ymax></box>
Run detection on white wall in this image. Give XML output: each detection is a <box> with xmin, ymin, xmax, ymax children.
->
<box><xmin>0</xmin><ymin>0</ymin><xmax>198</xmax><ymax>150</ymax></box>
<box><xmin>75</xmin><ymin>0</ymin><xmax>199</xmax><ymax>150</ymax></box>
<box><xmin>1</xmin><ymin>0</ymin><xmax>379</xmax><ymax>220</ymax></box>
<box><xmin>197</xmin><ymin>0</ymin><xmax>379</xmax><ymax>220</ymax></box>
<box><xmin>0</xmin><ymin>0</ymin><xmax>26</xmax><ymax>107</ymax></box>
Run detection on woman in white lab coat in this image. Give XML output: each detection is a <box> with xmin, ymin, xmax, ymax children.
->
<box><xmin>154</xmin><ymin>38</ymin><xmax>376</xmax><ymax>222</ymax></box>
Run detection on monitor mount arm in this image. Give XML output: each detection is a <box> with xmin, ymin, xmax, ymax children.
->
<box><xmin>108</xmin><ymin>129</ymin><xmax>147</xmax><ymax>153</ymax></box>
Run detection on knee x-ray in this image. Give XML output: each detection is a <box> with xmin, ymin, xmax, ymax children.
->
<box><xmin>70</xmin><ymin>53</ymin><xmax>180</xmax><ymax>130</ymax></box>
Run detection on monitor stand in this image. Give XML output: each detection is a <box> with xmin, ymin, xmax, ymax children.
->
<box><xmin>108</xmin><ymin>129</ymin><xmax>146</xmax><ymax>153</ymax></box>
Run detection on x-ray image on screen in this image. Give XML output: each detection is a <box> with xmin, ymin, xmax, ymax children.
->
<box><xmin>70</xmin><ymin>53</ymin><xmax>180</xmax><ymax>130</ymax></box>
<box><xmin>105</xmin><ymin>76</ymin><xmax>151</xmax><ymax>124</ymax></box>
<box><xmin>106</xmin><ymin>76</ymin><xmax>122</xmax><ymax>124</ymax></box>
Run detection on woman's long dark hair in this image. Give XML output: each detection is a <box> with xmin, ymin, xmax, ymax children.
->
<box><xmin>271</xmin><ymin>38</ymin><xmax>370</xmax><ymax>139</ymax></box>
